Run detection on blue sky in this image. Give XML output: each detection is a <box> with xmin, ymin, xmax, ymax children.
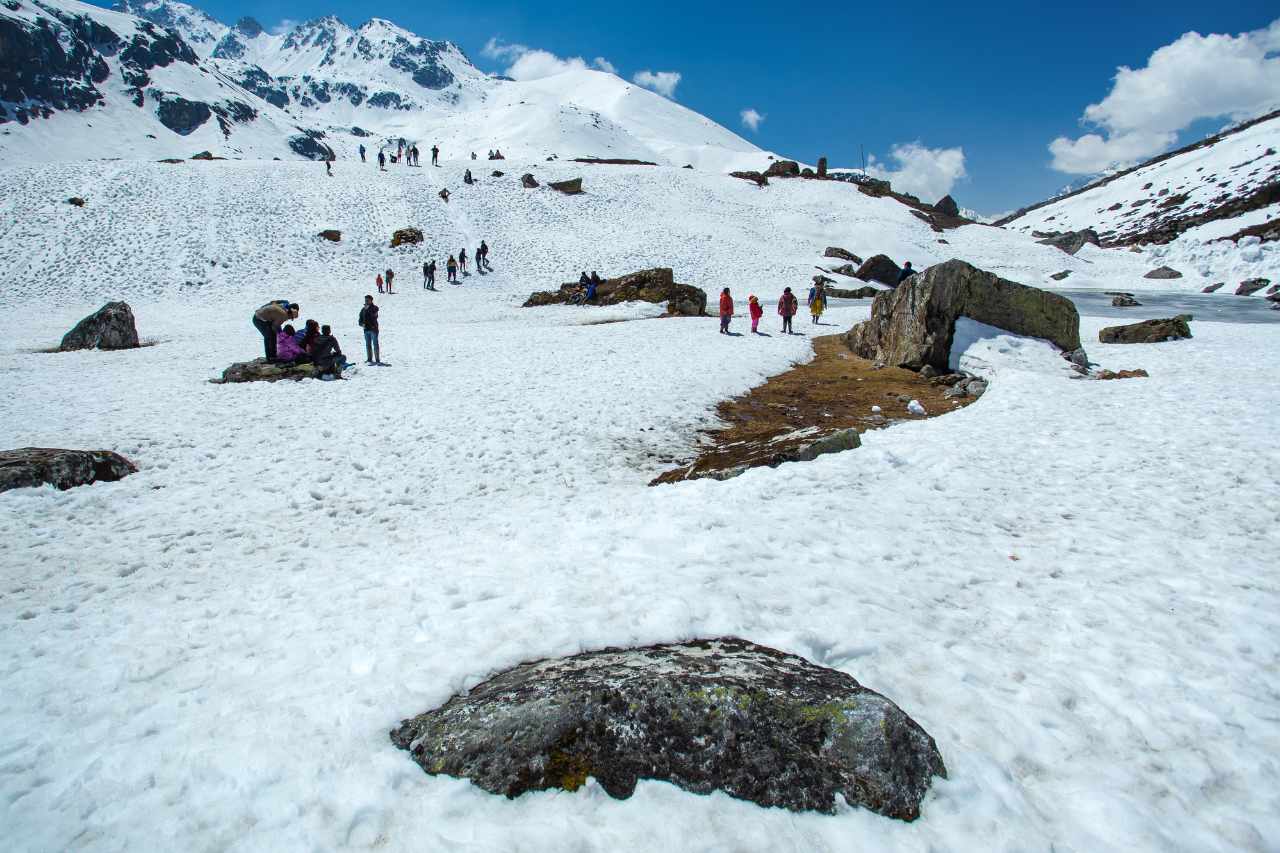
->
<box><xmin>108</xmin><ymin>0</ymin><xmax>1280</xmax><ymax>214</ymax></box>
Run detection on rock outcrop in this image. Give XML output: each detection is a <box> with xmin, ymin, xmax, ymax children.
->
<box><xmin>1050</xmin><ymin>271</ymin><xmax>1071</xmax><ymax>281</ymax></box>
<box><xmin>846</xmin><ymin>259</ymin><xmax>1083</xmax><ymax>372</ymax></box>
<box><xmin>58</xmin><ymin>301</ymin><xmax>140</xmax><ymax>351</ymax></box>
<box><xmin>763</xmin><ymin>159</ymin><xmax>800</xmax><ymax>178</ymax></box>
<box><xmin>548</xmin><ymin>177</ymin><xmax>583</xmax><ymax>195</ymax></box>
<box><xmin>827</xmin><ymin>285</ymin><xmax>882</xmax><ymax>299</ymax></box>
<box><xmin>854</xmin><ymin>254</ymin><xmax>903</xmax><ymax>286</ymax></box>
<box><xmin>729</xmin><ymin>170</ymin><xmax>768</xmax><ymax>187</ymax></box>
<box><xmin>1037</xmin><ymin>229</ymin><xmax>1099</xmax><ymax>255</ymax></box>
<box><xmin>1143</xmin><ymin>266</ymin><xmax>1183</xmax><ymax>279</ymax></box>
<box><xmin>1111</xmin><ymin>293</ymin><xmax>1141</xmax><ymax>307</ymax></box>
<box><xmin>390</xmin><ymin>637</ymin><xmax>945</xmax><ymax>819</ymax></box>
<box><xmin>824</xmin><ymin>247</ymin><xmax>862</xmax><ymax>264</ymax></box>
<box><xmin>933</xmin><ymin>194</ymin><xmax>960</xmax><ymax>217</ymax></box>
<box><xmin>0</xmin><ymin>447</ymin><xmax>137</xmax><ymax>493</ymax></box>
<box><xmin>523</xmin><ymin>268</ymin><xmax>706</xmax><ymax>316</ymax></box>
<box><xmin>212</xmin><ymin>358</ymin><xmax>328</xmax><ymax>383</ymax></box>
<box><xmin>390</xmin><ymin>227</ymin><xmax>423</xmax><ymax>247</ymax></box>
<box><xmin>1202</xmin><ymin>282</ymin><xmax>1225</xmax><ymax>293</ymax></box>
<box><xmin>521</xmin><ymin>173</ymin><xmax>539</xmax><ymax>189</ymax></box>
<box><xmin>1236</xmin><ymin>278</ymin><xmax>1270</xmax><ymax>296</ymax></box>
<box><xmin>1098</xmin><ymin>317</ymin><xmax>1192</xmax><ymax>344</ymax></box>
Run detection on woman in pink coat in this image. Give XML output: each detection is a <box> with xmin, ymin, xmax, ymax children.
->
<box><xmin>777</xmin><ymin>286</ymin><xmax>798</xmax><ymax>334</ymax></box>
<box><xmin>748</xmin><ymin>295</ymin><xmax>764</xmax><ymax>334</ymax></box>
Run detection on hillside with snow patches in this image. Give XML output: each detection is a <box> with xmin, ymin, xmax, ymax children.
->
<box><xmin>1</xmin><ymin>2</ymin><xmax>1280</xmax><ymax>852</ymax></box>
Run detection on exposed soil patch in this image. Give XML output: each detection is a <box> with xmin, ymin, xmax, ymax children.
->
<box><xmin>651</xmin><ymin>335</ymin><xmax>976</xmax><ymax>484</ymax></box>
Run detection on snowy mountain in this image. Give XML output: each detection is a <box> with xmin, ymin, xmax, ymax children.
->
<box><xmin>998</xmin><ymin>110</ymin><xmax>1280</xmax><ymax>247</ymax></box>
<box><xmin>0</xmin><ymin>0</ymin><xmax>769</xmax><ymax>169</ymax></box>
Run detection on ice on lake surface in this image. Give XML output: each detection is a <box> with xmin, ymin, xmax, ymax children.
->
<box><xmin>1054</xmin><ymin>288</ymin><xmax>1280</xmax><ymax>324</ymax></box>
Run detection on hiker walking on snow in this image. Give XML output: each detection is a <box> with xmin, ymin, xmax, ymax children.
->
<box><xmin>359</xmin><ymin>294</ymin><xmax>382</xmax><ymax>365</ymax></box>
<box><xmin>778</xmin><ymin>286</ymin><xmax>798</xmax><ymax>334</ymax></box>
<box><xmin>748</xmin><ymin>295</ymin><xmax>763</xmax><ymax>333</ymax></box>
<box><xmin>423</xmin><ymin>259</ymin><xmax>436</xmax><ymax>290</ymax></box>
<box><xmin>376</xmin><ymin>273</ymin><xmax>384</xmax><ymax>294</ymax></box>
<box><xmin>431</xmin><ymin>144</ymin><xmax>439</xmax><ymax>166</ymax></box>
<box><xmin>252</xmin><ymin>300</ymin><xmax>298</xmax><ymax>361</ymax></box>
<box><xmin>378</xmin><ymin>150</ymin><xmax>386</xmax><ymax>171</ymax></box>
<box><xmin>458</xmin><ymin>248</ymin><xmax>468</xmax><ymax>275</ymax></box>
<box><xmin>359</xmin><ymin>144</ymin><xmax>366</xmax><ymax>163</ymax></box>
<box><xmin>385</xmin><ymin>268</ymin><xmax>395</xmax><ymax>294</ymax></box>
<box><xmin>808</xmin><ymin>279</ymin><xmax>827</xmax><ymax>324</ymax></box>
<box><xmin>718</xmin><ymin>288</ymin><xmax>734</xmax><ymax>334</ymax></box>
<box><xmin>478</xmin><ymin>240</ymin><xmax>490</xmax><ymax>270</ymax></box>
<box><xmin>412</xmin><ymin>145</ymin><xmax>419</xmax><ymax>166</ymax></box>
<box><xmin>447</xmin><ymin>255</ymin><xmax>458</xmax><ymax>283</ymax></box>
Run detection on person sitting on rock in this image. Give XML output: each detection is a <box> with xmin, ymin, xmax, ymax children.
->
<box><xmin>479</xmin><ymin>240</ymin><xmax>491</xmax><ymax>270</ymax></box>
<box><xmin>252</xmin><ymin>300</ymin><xmax>298</xmax><ymax>361</ymax></box>
<box><xmin>898</xmin><ymin>261</ymin><xmax>916</xmax><ymax>285</ymax></box>
<box><xmin>584</xmin><ymin>275</ymin><xmax>600</xmax><ymax>303</ymax></box>
<box><xmin>277</xmin><ymin>324</ymin><xmax>308</xmax><ymax>363</ymax></box>
<box><xmin>777</xmin><ymin>287</ymin><xmax>798</xmax><ymax>334</ymax></box>
<box><xmin>312</xmin><ymin>324</ymin><xmax>347</xmax><ymax>378</ymax></box>
<box><xmin>298</xmin><ymin>319</ymin><xmax>320</xmax><ymax>353</ymax></box>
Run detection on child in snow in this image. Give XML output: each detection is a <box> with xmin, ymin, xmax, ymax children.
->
<box><xmin>778</xmin><ymin>287</ymin><xmax>797</xmax><ymax>334</ymax></box>
<box><xmin>748</xmin><ymin>295</ymin><xmax>763</xmax><ymax>333</ymax></box>
<box><xmin>376</xmin><ymin>273</ymin><xmax>384</xmax><ymax>294</ymax></box>
<box><xmin>719</xmin><ymin>288</ymin><xmax>734</xmax><ymax>334</ymax></box>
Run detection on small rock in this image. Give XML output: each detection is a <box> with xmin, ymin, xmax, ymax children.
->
<box><xmin>1037</xmin><ymin>229</ymin><xmax>1099</xmax><ymax>255</ymax></box>
<box><xmin>318</xmin><ymin>229</ymin><xmax>341</xmax><ymax>242</ymax></box>
<box><xmin>789</xmin><ymin>428</ymin><xmax>861</xmax><ymax>462</ymax></box>
<box><xmin>67</xmin><ymin>196</ymin><xmax>86</xmax><ymax>207</ymax></box>
<box><xmin>965</xmin><ymin>378</ymin><xmax>988</xmax><ymax>397</ymax></box>
<box><xmin>1095</xmin><ymin>368</ymin><xmax>1149</xmax><ymax>380</ymax></box>
<box><xmin>943</xmin><ymin>384</ymin><xmax>967</xmax><ymax>399</ymax></box>
<box><xmin>1236</xmin><ymin>278</ymin><xmax>1270</xmax><ymax>296</ymax></box>
<box><xmin>521</xmin><ymin>173</ymin><xmax>539</xmax><ymax>189</ymax></box>
<box><xmin>919</xmin><ymin>364</ymin><xmax>940</xmax><ymax>379</ymax></box>
<box><xmin>1111</xmin><ymin>294</ymin><xmax>1142</xmax><ymax>307</ymax></box>
<box><xmin>1098</xmin><ymin>317</ymin><xmax>1192</xmax><ymax>344</ymax></box>
<box><xmin>491</xmin><ymin>170</ymin><xmax>504</xmax><ymax>177</ymax></box>
<box><xmin>1202</xmin><ymin>282</ymin><xmax>1224</xmax><ymax>293</ymax></box>
<box><xmin>1143</xmin><ymin>266</ymin><xmax>1183</xmax><ymax>280</ymax></box>
<box><xmin>1050</xmin><ymin>271</ymin><xmax>1071</xmax><ymax>281</ymax></box>
<box><xmin>548</xmin><ymin>177</ymin><xmax>584</xmax><ymax>195</ymax></box>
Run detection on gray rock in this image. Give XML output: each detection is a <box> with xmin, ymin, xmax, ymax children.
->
<box><xmin>1050</xmin><ymin>270</ymin><xmax>1071</xmax><ymax>281</ymax></box>
<box><xmin>919</xmin><ymin>364</ymin><xmax>940</xmax><ymax>379</ymax></box>
<box><xmin>1236</xmin><ymin>278</ymin><xmax>1270</xmax><ymax>296</ymax></box>
<box><xmin>933</xmin><ymin>194</ymin><xmax>960</xmax><ymax>217</ymax></box>
<box><xmin>827</xmin><ymin>285</ymin><xmax>882</xmax><ymax>299</ymax></box>
<box><xmin>390</xmin><ymin>637</ymin><xmax>946</xmax><ymax>819</ymax></box>
<box><xmin>1037</xmin><ymin>229</ymin><xmax>1099</xmax><ymax>255</ymax></box>
<box><xmin>0</xmin><ymin>447</ymin><xmax>137</xmax><ymax>493</ymax></box>
<box><xmin>823</xmin><ymin>247</ymin><xmax>862</xmax><ymax>264</ymax></box>
<box><xmin>548</xmin><ymin>177</ymin><xmax>584</xmax><ymax>195</ymax></box>
<box><xmin>524</xmin><ymin>268</ymin><xmax>707</xmax><ymax>316</ymax></box>
<box><xmin>1098</xmin><ymin>317</ymin><xmax>1192</xmax><ymax>344</ymax></box>
<box><xmin>965</xmin><ymin>378</ymin><xmax>988</xmax><ymax>397</ymax></box>
<box><xmin>212</xmin><ymin>358</ymin><xmax>328</xmax><ymax>383</ymax></box>
<box><xmin>1143</xmin><ymin>266</ymin><xmax>1183</xmax><ymax>280</ymax></box>
<box><xmin>854</xmin><ymin>254</ymin><xmax>903</xmax><ymax>285</ymax></box>
<box><xmin>846</xmin><ymin>259</ymin><xmax>1083</xmax><ymax>372</ymax></box>
<box><xmin>1111</xmin><ymin>294</ymin><xmax>1142</xmax><ymax>307</ymax></box>
<box><xmin>390</xmin><ymin>228</ymin><xmax>423</xmax><ymax>247</ymax></box>
<box><xmin>520</xmin><ymin>173</ymin><xmax>539</xmax><ymax>189</ymax></box>
<box><xmin>1202</xmin><ymin>282</ymin><xmax>1225</xmax><ymax>293</ymax></box>
<box><xmin>787</xmin><ymin>428</ymin><xmax>861</xmax><ymax>462</ymax></box>
<box><xmin>58</xmin><ymin>301</ymin><xmax>140</xmax><ymax>351</ymax></box>
<box><xmin>943</xmin><ymin>384</ymin><xmax>968</xmax><ymax>399</ymax></box>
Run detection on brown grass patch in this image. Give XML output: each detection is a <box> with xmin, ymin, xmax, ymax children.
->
<box><xmin>651</xmin><ymin>335</ymin><xmax>977</xmax><ymax>484</ymax></box>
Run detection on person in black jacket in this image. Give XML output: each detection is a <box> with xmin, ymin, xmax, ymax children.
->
<box><xmin>358</xmin><ymin>295</ymin><xmax>381</xmax><ymax>364</ymax></box>
<box><xmin>312</xmin><ymin>325</ymin><xmax>346</xmax><ymax>378</ymax></box>
<box><xmin>898</xmin><ymin>261</ymin><xmax>916</xmax><ymax>284</ymax></box>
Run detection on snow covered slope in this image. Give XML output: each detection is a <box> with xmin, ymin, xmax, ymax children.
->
<box><xmin>999</xmin><ymin>111</ymin><xmax>1280</xmax><ymax>247</ymax></box>
<box><xmin>1</xmin><ymin>0</ymin><xmax>769</xmax><ymax>169</ymax></box>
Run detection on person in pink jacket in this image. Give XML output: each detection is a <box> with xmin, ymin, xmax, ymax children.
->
<box><xmin>777</xmin><ymin>286</ymin><xmax>798</xmax><ymax>334</ymax></box>
<box><xmin>276</xmin><ymin>325</ymin><xmax>306</xmax><ymax>363</ymax></box>
<box><xmin>748</xmin><ymin>294</ymin><xmax>764</xmax><ymax>334</ymax></box>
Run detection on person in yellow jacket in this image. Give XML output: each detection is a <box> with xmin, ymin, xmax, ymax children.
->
<box><xmin>807</xmin><ymin>279</ymin><xmax>827</xmax><ymax>324</ymax></box>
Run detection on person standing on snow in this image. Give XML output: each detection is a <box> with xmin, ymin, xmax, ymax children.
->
<box><xmin>385</xmin><ymin>268</ymin><xmax>395</xmax><ymax>294</ymax></box>
<box><xmin>748</xmin><ymin>295</ymin><xmax>763</xmax><ymax>334</ymax></box>
<box><xmin>431</xmin><ymin>144</ymin><xmax>440</xmax><ymax>166</ymax></box>
<box><xmin>718</xmin><ymin>288</ymin><xmax>734</xmax><ymax>334</ymax></box>
<box><xmin>478</xmin><ymin>240</ymin><xmax>490</xmax><ymax>270</ymax></box>
<box><xmin>252</xmin><ymin>300</ymin><xmax>298</xmax><ymax>361</ymax></box>
<box><xmin>423</xmin><ymin>259</ymin><xmax>436</xmax><ymax>290</ymax></box>
<box><xmin>378</xmin><ymin>150</ymin><xmax>386</xmax><ymax>171</ymax></box>
<box><xmin>777</xmin><ymin>286</ymin><xmax>798</xmax><ymax>334</ymax></box>
<box><xmin>808</xmin><ymin>279</ymin><xmax>827</xmax><ymax>325</ymax></box>
<box><xmin>376</xmin><ymin>273</ymin><xmax>384</xmax><ymax>294</ymax></box>
<box><xmin>446</xmin><ymin>255</ymin><xmax>458</xmax><ymax>283</ymax></box>
<box><xmin>358</xmin><ymin>294</ymin><xmax>381</xmax><ymax>365</ymax></box>
<box><xmin>359</xmin><ymin>144</ymin><xmax>366</xmax><ymax>163</ymax></box>
<box><xmin>458</xmin><ymin>247</ymin><xmax>468</xmax><ymax>275</ymax></box>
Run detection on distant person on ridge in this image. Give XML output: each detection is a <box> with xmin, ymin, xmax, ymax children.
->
<box><xmin>777</xmin><ymin>286</ymin><xmax>797</xmax><ymax>334</ymax></box>
<box><xmin>358</xmin><ymin>294</ymin><xmax>381</xmax><ymax>365</ymax></box>
<box><xmin>718</xmin><ymin>288</ymin><xmax>734</xmax><ymax>334</ymax></box>
<box><xmin>447</xmin><ymin>254</ymin><xmax>458</xmax><ymax>283</ymax></box>
<box><xmin>748</xmin><ymin>295</ymin><xmax>763</xmax><ymax>333</ymax></box>
<box><xmin>385</xmin><ymin>268</ymin><xmax>395</xmax><ymax>294</ymax></box>
<box><xmin>252</xmin><ymin>299</ymin><xmax>298</xmax><ymax>361</ymax></box>
<box><xmin>359</xmin><ymin>144</ymin><xmax>366</xmax><ymax>163</ymax></box>
<box><xmin>898</xmin><ymin>261</ymin><xmax>916</xmax><ymax>285</ymax></box>
<box><xmin>431</xmin><ymin>144</ymin><xmax>440</xmax><ymax>166</ymax></box>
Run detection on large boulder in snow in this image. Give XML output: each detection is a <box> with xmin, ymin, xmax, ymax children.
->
<box><xmin>1037</xmin><ymin>229</ymin><xmax>1099</xmax><ymax>255</ymax></box>
<box><xmin>520</xmin><ymin>173</ymin><xmax>539</xmax><ymax>189</ymax></box>
<box><xmin>1143</xmin><ymin>266</ymin><xmax>1183</xmax><ymax>280</ymax></box>
<box><xmin>390</xmin><ymin>227</ymin><xmax>423</xmax><ymax>248</ymax></box>
<box><xmin>763</xmin><ymin>159</ymin><xmax>800</xmax><ymax>178</ymax></box>
<box><xmin>389</xmin><ymin>637</ymin><xmax>945</xmax><ymax>819</ymax></box>
<box><xmin>0</xmin><ymin>447</ymin><xmax>137</xmax><ymax>493</ymax></box>
<box><xmin>548</xmin><ymin>177</ymin><xmax>583</xmax><ymax>195</ymax></box>
<box><xmin>824</xmin><ymin>247</ymin><xmax>862</xmax><ymax>264</ymax></box>
<box><xmin>1098</xmin><ymin>317</ymin><xmax>1192</xmax><ymax>344</ymax></box>
<box><xmin>58</xmin><ymin>302</ymin><xmax>140</xmax><ymax>351</ymax></box>
<box><xmin>523</xmin><ymin>268</ymin><xmax>707</xmax><ymax>316</ymax></box>
<box><xmin>1235</xmin><ymin>277</ymin><xmax>1270</xmax><ymax>295</ymax></box>
<box><xmin>212</xmin><ymin>358</ymin><xmax>327</xmax><ymax>383</ymax></box>
<box><xmin>933</xmin><ymin>195</ymin><xmax>960</xmax><ymax>217</ymax></box>
<box><xmin>845</xmin><ymin>259</ymin><xmax>1083</xmax><ymax>372</ymax></box>
<box><xmin>729</xmin><ymin>170</ymin><xmax>768</xmax><ymax>187</ymax></box>
<box><xmin>854</xmin><ymin>254</ymin><xmax>903</xmax><ymax>286</ymax></box>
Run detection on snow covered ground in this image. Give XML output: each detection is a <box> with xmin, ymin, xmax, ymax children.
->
<box><xmin>1</xmin><ymin>158</ymin><xmax>1278</xmax><ymax>852</ymax></box>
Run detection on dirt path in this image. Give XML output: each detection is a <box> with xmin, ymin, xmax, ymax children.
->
<box><xmin>652</xmin><ymin>335</ymin><xmax>978</xmax><ymax>484</ymax></box>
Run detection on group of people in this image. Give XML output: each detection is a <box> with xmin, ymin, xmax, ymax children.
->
<box><xmin>364</xmin><ymin>142</ymin><xmax>441</xmax><ymax>170</ymax></box>
<box><xmin>487</xmin><ymin>150</ymin><xmax>505</xmax><ymax>160</ymax></box>
<box><xmin>371</xmin><ymin>242</ymin><xmax>493</xmax><ymax>294</ymax></box>
<box><xmin>716</xmin><ymin>280</ymin><xmax>831</xmax><ymax>335</ymax></box>
<box><xmin>568</xmin><ymin>271</ymin><xmax>604</xmax><ymax>304</ymax></box>
<box><xmin>251</xmin><ymin>300</ymin><xmax>350</xmax><ymax>378</ymax></box>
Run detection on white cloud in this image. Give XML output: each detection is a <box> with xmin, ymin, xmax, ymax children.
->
<box><xmin>632</xmin><ymin>70</ymin><xmax>681</xmax><ymax>98</ymax></box>
<box><xmin>740</xmin><ymin>108</ymin><xmax>764</xmax><ymax>132</ymax></box>
<box><xmin>866</xmin><ymin>142</ymin><xmax>967</xmax><ymax>202</ymax></box>
<box><xmin>270</xmin><ymin>19</ymin><xmax>298</xmax><ymax>35</ymax></box>
<box><xmin>1050</xmin><ymin>19</ymin><xmax>1280</xmax><ymax>174</ymax></box>
<box><xmin>482</xmin><ymin>37</ymin><xmax>617</xmax><ymax>81</ymax></box>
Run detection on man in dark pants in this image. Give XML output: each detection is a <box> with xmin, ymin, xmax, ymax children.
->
<box><xmin>312</xmin><ymin>325</ymin><xmax>346</xmax><ymax>378</ymax></box>
<box><xmin>252</xmin><ymin>300</ymin><xmax>298</xmax><ymax>361</ymax></box>
<box><xmin>431</xmin><ymin>144</ymin><xmax>439</xmax><ymax>166</ymax></box>
<box><xmin>423</xmin><ymin>260</ymin><xmax>436</xmax><ymax>290</ymax></box>
<box><xmin>358</xmin><ymin>294</ymin><xmax>381</xmax><ymax>364</ymax></box>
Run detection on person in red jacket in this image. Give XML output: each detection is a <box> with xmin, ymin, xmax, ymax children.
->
<box><xmin>376</xmin><ymin>273</ymin><xmax>384</xmax><ymax>294</ymax></box>
<box><xmin>718</xmin><ymin>287</ymin><xmax>734</xmax><ymax>334</ymax></box>
<box><xmin>777</xmin><ymin>286</ymin><xmax>799</xmax><ymax>334</ymax></box>
<box><xmin>748</xmin><ymin>294</ymin><xmax>763</xmax><ymax>334</ymax></box>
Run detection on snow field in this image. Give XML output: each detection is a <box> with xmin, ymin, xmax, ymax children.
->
<box><xmin>0</xmin><ymin>159</ymin><xmax>1278</xmax><ymax>852</ymax></box>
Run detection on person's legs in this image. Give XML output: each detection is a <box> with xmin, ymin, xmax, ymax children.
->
<box><xmin>720</xmin><ymin>316</ymin><xmax>729</xmax><ymax>333</ymax></box>
<box><xmin>365</xmin><ymin>329</ymin><xmax>374</xmax><ymax>363</ymax></box>
<box><xmin>751</xmin><ymin>317</ymin><xmax>759</xmax><ymax>333</ymax></box>
<box><xmin>372</xmin><ymin>332</ymin><xmax>381</xmax><ymax>364</ymax></box>
<box><xmin>253</xmin><ymin>316</ymin><xmax>276</xmax><ymax>360</ymax></box>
